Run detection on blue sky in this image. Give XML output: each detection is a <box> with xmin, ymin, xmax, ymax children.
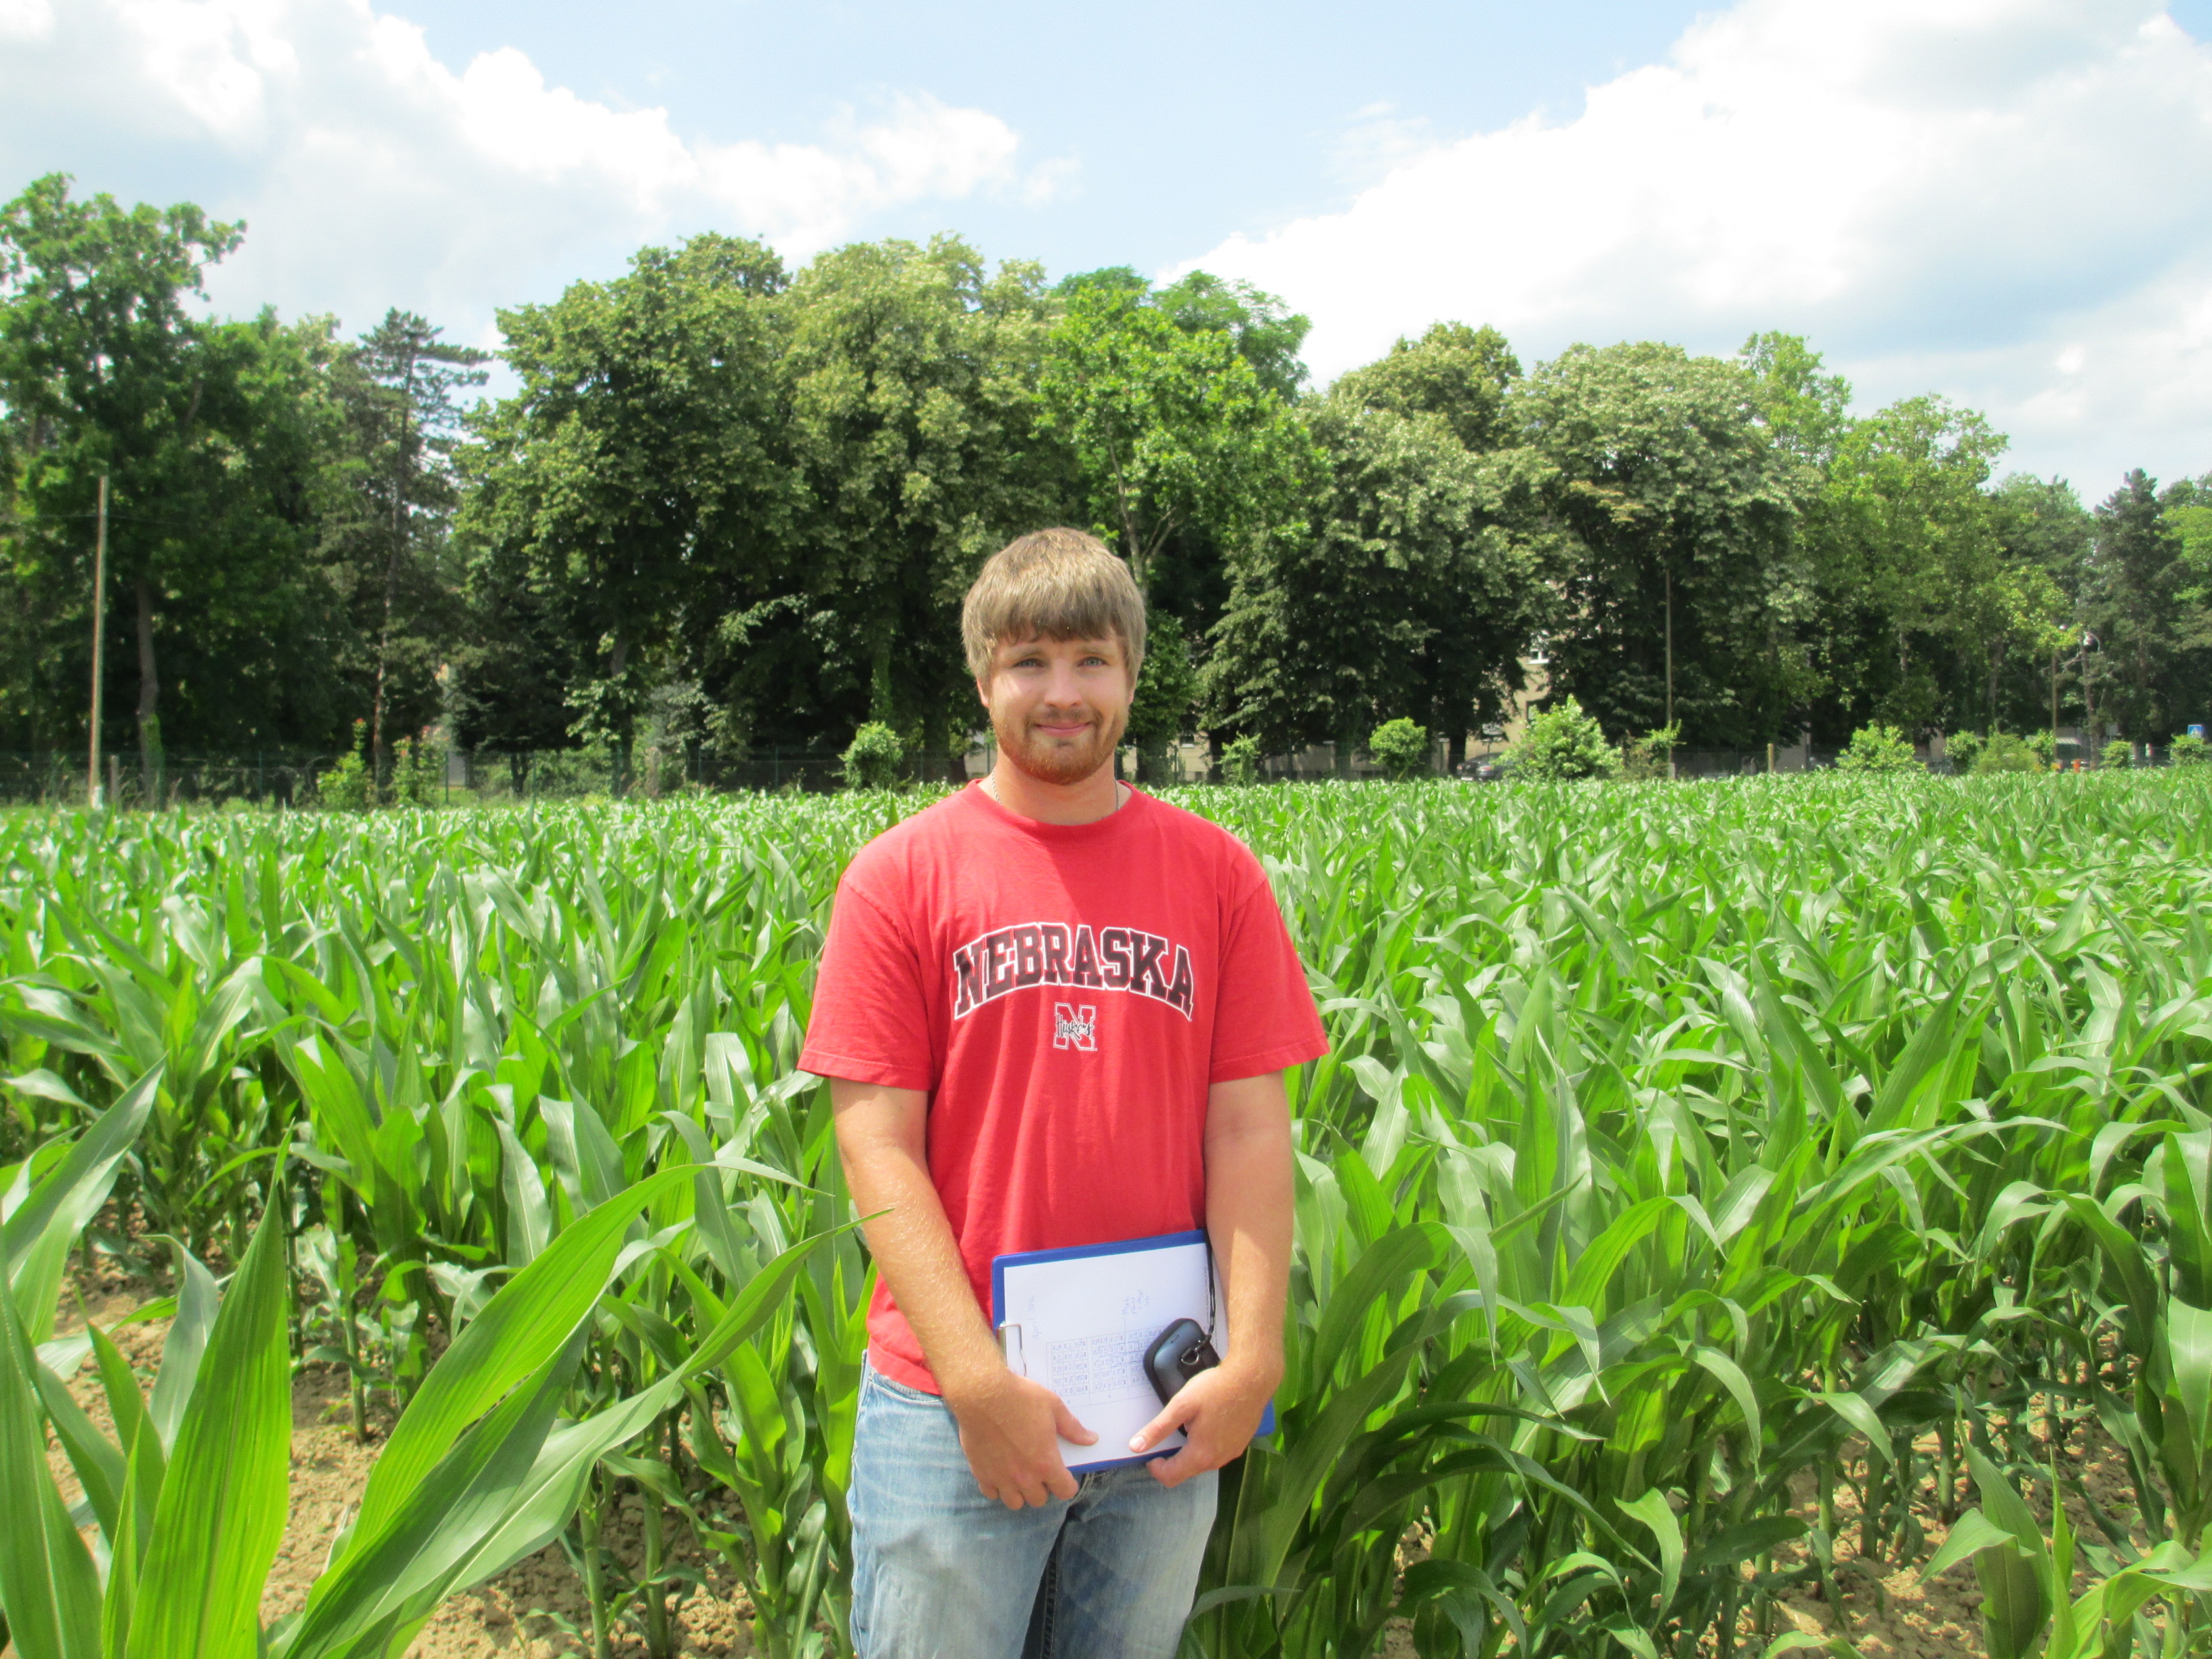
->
<box><xmin>5</xmin><ymin>0</ymin><xmax>2212</xmax><ymax>495</ymax></box>
<box><xmin>400</xmin><ymin>1</ymin><xmax>1716</xmax><ymax>274</ymax></box>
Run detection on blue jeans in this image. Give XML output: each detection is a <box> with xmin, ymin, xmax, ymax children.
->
<box><xmin>848</xmin><ymin>1364</ymin><xmax>1218</xmax><ymax>1659</ymax></box>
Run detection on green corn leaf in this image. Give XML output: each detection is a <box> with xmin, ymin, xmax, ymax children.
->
<box><xmin>30</xmin><ymin>1352</ymin><xmax>125</xmax><ymax>1545</ymax></box>
<box><xmin>1975</xmin><ymin>1542</ymin><xmax>2049</xmax><ymax>1659</ymax></box>
<box><xmin>147</xmin><ymin>1238</ymin><xmax>221</xmax><ymax>1453</ymax></box>
<box><xmin>90</xmin><ymin>1317</ymin><xmax>167</xmax><ymax>1554</ymax></box>
<box><xmin>321</xmin><ymin>1218</ymin><xmax>840</xmax><ymax>1659</ymax></box>
<box><xmin>1815</xmin><ymin>1390</ymin><xmax>1891</xmax><ymax>1467</ymax></box>
<box><xmin>280</xmin><ymin>1333</ymin><xmax>582</xmax><ymax>1659</ymax></box>
<box><xmin>1921</xmin><ymin>1507</ymin><xmax>2021</xmax><ymax>1581</ymax></box>
<box><xmin>0</xmin><ymin>1229</ymin><xmax>102</xmax><ymax>1659</ymax></box>
<box><xmin>1618</xmin><ymin>1489</ymin><xmax>1683</xmax><ymax>1617</ymax></box>
<box><xmin>127</xmin><ymin>1197</ymin><xmax>291</xmax><ymax>1659</ymax></box>
<box><xmin>2167</xmin><ymin>1295</ymin><xmax>2212</xmax><ymax>1450</ymax></box>
<box><xmin>335</xmin><ymin>1162</ymin><xmax>693</xmax><ymax>1563</ymax></box>
<box><xmin>102</xmin><ymin>1431</ymin><xmax>148</xmax><ymax>1659</ymax></box>
<box><xmin>2</xmin><ymin>1066</ymin><xmax>161</xmax><ymax>1342</ymax></box>
<box><xmin>1691</xmin><ymin>1345</ymin><xmax>1764</xmax><ymax>1457</ymax></box>
<box><xmin>493</xmin><ymin>1118</ymin><xmax>550</xmax><ymax>1266</ymax></box>
<box><xmin>1965</xmin><ymin>1444</ymin><xmax>2047</xmax><ymax>1559</ymax></box>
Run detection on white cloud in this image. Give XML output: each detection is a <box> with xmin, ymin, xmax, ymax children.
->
<box><xmin>1174</xmin><ymin>0</ymin><xmax>2212</xmax><ymax>492</ymax></box>
<box><xmin>0</xmin><ymin>0</ymin><xmax>52</xmax><ymax>39</ymax></box>
<box><xmin>0</xmin><ymin>0</ymin><xmax>1059</xmax><ymax>343</ymax></box>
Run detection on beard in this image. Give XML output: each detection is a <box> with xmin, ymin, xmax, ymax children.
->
<box><xmin>993</xmin><ymin>700</ymin><xmax>1127</xmax><ymax>787</ymax></box>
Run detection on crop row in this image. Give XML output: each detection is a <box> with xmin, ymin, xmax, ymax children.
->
<box><xmin>3</xmin><ymin>772</ymin><xmax>2212</xmax><ymax>1657</ymax></box>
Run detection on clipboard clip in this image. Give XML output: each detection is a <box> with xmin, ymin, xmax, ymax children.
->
<box><xmin>996</xmin><ymin>1322</ymin><xmax>1025</xmax><ymax>1372</ymax></box>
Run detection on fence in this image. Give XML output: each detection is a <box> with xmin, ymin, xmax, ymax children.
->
<box><xmin>0</xmin><ymin>738</ymin><xmax>2190</xmax><ymax>807</ymax></box>
<box><xmin>0</xmin><ymin>752</ymin><xmax>334</xmax><ymax>808</ymax></box>
<box><xmin>0</xmin><ymin>745</ymin><xmax>986</xmax><ymax>806</ymax></box>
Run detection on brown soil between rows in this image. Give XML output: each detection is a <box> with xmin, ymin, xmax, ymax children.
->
<box><xmin>16</xmin><ymin>1264</ymin><xmax>2153</xmax><ymax>1657</ymax></box>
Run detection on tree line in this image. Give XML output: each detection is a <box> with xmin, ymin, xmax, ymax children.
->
<box><xmin>3</xmin><ymin>171</ymin><xmax>2208</xmax><ymax>787</ymax></box>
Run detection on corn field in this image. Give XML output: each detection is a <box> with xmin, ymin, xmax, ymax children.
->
<box><xmin>5</xmin><ymin>771</ymin><xmax>2212</xmax><ymax>1659</ymax></box>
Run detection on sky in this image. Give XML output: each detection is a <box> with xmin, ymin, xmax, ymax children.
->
<box><xmin>4</xmin><ymin>0</ymin><xmax>2212</xmax><ymax>495</ymax></box>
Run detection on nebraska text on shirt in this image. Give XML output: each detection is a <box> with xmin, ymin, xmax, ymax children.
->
<box><xmin>949</xmin><ymin>922</ymin><xmax>1197</xmax><ymax>1021</ymax></box>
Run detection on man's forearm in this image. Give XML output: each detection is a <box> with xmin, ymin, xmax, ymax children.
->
<box><xmin>831</xmin><ymin>1082</ymin><xmax>1004</xmax><ymax>1399</ymax></box>
<box><xmin>1204</xmin><ymin>1075</ymin><xmax>1294</xmax><ymax>1389</ymax></box>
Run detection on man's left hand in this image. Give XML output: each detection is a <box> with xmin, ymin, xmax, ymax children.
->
<box><xmin>1127</xmin><ymin>1359</ymin><xmax>1278</xmax><ymax>1488</ymax></box>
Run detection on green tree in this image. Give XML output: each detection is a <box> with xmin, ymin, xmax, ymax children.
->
<box><xmin>1741</xmin><ymin>331</ymin><xmax>1853</xmax><ymax>470</ymax></box>
<box><xmin>1127</xmin><ymin>611</ymin><xmax>1197</xmax><ymax>781</ymax></box>
<box><xmin>0</xmin><ymin>176</ymin><xmax>343</xmax><ymax>758</ymax></box>
<box><xmin>1973</xmin><ymin>731</ymin><xmax>2045</xmax><ymax>773</ymax></box>
<box><xmin>2087</xmin><ymin>470</ymin><xmax>2188</xmax><ymax>744</ymax></box>
<box><xmin>1986</xmin><ymin>475</ymin><xmax>2093</xmax><ymax>735</ymax></box>
<box><xmin>1332</xmin><ymin>322</ymin><xmax>1521</xmax><ymax>454</ymax></box>
<box><xmin>1206</xmin><ymin>393</ymin><xmax>1537</xmax><ymax>762</ymax></box>
<box><xmin>1039</xmin><ymin>275</ymin><xmax>1306</xmax><ymax>588</ymax></box>
<box><xmin>1805</xmin><ymin>395</ymin><xmax>2010</xmax><ymax>740</ymax></box>
<box><xmin>0</xmin><ymin>169</ymin><xmax>321</xmax><ymax>752</ymax></box>
<box><xmin>1060</xmin><ymin>268</ymin><xmax>1312</xmax><ymax>403</ymax></box>
<box><xmin>456</xmin><ymin>233</ymin><xmax>794</xmax><ymax>785</ymax></box>
<box><xmin>1518</xmin><ymin>341</ymin><xmax>1813</xmax><ymax>747</ymax></box>
<box><xmin>779</xmin><ymin>236</ymin><xmax>1067</xmax><ymax>761</ymax></box>
<box><xmin>353</xmin><ymin>312</ymin><xmax>487</xmax><ymax>780</ymax></box>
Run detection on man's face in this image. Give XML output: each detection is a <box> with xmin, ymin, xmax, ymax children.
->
<box><xmin>978</xmin><ymin>632</ymin><xmax>1134</xmax><ymax>786</ymax></box>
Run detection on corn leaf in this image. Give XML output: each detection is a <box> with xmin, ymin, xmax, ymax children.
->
<box><xmin>127</xmin><ymin>1200</ymin><xmax>292</xmax><ymax>1659</ymax></box>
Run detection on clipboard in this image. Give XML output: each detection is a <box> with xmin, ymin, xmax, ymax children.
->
<box><xmin>989</xmin><ymin>1229</ymin><xmax>1275</xmax><ymax>1474</ymax></box>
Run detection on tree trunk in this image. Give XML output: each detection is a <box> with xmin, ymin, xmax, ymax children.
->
<box><xmin>370</xmin><ymin>379</ymin><xmax>415</xmax><ymax>794</ymax></box>
<box><xmin>608</xmin><ymin>624</ymin><xmax>630</xmax><ymax>796</ymax></box>
<box><xmin>134</xmin><ymin>575</ymin><xmax>161</xmax><ymax>785</ymax></box>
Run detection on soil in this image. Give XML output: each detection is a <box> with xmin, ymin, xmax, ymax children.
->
<box><xmin>9</xmin><ymin>1258</ymin><xmax>2156</xmax><ymax>1657</ymax></box>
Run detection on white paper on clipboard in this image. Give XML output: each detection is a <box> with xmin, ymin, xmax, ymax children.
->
<box><xmin>990</xmin><ymin>1229</ymin><xmax>1222</xmax><ymax>1474</ymax></box>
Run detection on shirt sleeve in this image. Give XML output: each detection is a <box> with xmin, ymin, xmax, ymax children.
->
<box><xmin>798</xmin><ymin>871</ymin><xmax>937</xmax><ymax>1092</ymax></box>
<box><xmin>1208</xmin><ymin>849</ymin><xmax>1330</xmax><ymax>1084</ymax></box>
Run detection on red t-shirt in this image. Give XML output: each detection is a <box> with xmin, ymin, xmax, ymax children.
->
<box><xmin>798</xmin><ymin>782</ymin><xmax>1328</xmax><ymax>1393</ymax></box>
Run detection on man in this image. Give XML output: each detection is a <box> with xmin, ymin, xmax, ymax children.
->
<box><xmin>799</xmin><ymin>528</ymin><xmax>1327</xmax><ymax>1658</ymax></box>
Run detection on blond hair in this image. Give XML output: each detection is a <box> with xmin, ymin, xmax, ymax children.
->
<box><xmin>961</xmin><ymin>529</ymin><xmax>1147</xmax><ymax>681</ymax></box>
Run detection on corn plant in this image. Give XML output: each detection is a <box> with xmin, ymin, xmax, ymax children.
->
<box><xmin>1</xmin><ymin>1158</ymin><xmax>836</xmax><ymax>1659</ymax></box>
<box><xmin>4</xmin><ymin>773</ymin><xmax>2212</xmax><ymax>1657</ymax></box>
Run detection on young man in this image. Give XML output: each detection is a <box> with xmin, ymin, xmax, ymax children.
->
<box><xmin>798</xmin><ymin>528</ymin><xmax>1327</xmax><ymax>1658</ymax></box>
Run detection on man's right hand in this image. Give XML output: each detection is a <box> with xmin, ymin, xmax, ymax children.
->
<box><xmin>943</xmin><ymin>1367</ymin><xmax>1097</xmax><ymax>1509</ymax></box>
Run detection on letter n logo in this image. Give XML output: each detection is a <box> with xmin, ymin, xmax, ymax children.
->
<box><xmin>1052</xmin><ymin>1003</ymin><xmax>1098</xmax><ymax>1052</ymax></box>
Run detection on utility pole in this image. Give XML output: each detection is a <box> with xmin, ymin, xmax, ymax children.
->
<box><xmin>2049</xmin><ymin>646</ymin><xmax>2059</xmax><ymax>740</ymax></box>
<box><xmin>86</xmin><ymin>474</ymin><xmax>108</xmax><ymax>810</ymax></box>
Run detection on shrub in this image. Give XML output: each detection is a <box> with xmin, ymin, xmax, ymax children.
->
<box><xmin>2028</xmin><ymin>730</ymin><xmax>2059</xmax><ymax>767</ymax></box>
<box><xmin>842</xmin><ymin>722</ymin><xmax>905</xmax><ymax>791</ymax></box>
<box><xmin>1219</xmin><ymin>735</ymin><xmax>1263</xmax><ymax>785</ymax></box>
<box><xmin>1944</xmin><ymin>730</ymin><xmax>1985</xmax><ymax>775</ymax></box>
<box><xmin>1973</xmin><ymin>733</ymin><xmax>2043</xmax><ymax>774</ymax></box>
<box><xmin>529</xmin><ymin>742</ymin><xmax>616</xmax><ymax>799</ymax></box>
<box><xmin>1836</xmin><ymin>722</ymin><xmax>1921</xmax><ymax>773</ymax></box>
<box><xmin>2173</xmin><ymin>732</ymin><xmax>2211</xmax><ymax>766</ymax></box>
<box><xmin>393</xmin><ymin>731</ymin><xmax>447</xmax><ymax>806</ymax></box>
<box><xmin>1509</xmin><ymin>697</ymin><xmax>1621</xmax><ymax>781</ymax></box>
<box><xmin>317</xmin><ymin>720</ymin><xmax>372</xmax><ymax>811</ymax></box>
<box><xmin>2102</xmin><ymin>739</ymin><xmax>2135</xmax><ymax>770</ymax></box>
<box><xmin>1620</xmin><ymin>722</ymin><xmax>1681</xmax><ymax>782</ymax></box>
<box><xmin>1368</xmin><ymin>718</ymin><xmax>1431</xmax><ymax>781</ymax></box>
